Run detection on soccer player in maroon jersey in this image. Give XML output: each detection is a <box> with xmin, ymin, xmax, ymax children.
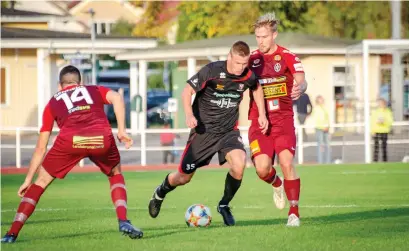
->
<box><xmin>1</xmin><ymin>66</ymin><xmax>143</xmax><ymax>243</ymax></box>
<box><xmin>248</xmin><ymin>13</ymin><xmax>307</xmax><ymax>227</ymax></box>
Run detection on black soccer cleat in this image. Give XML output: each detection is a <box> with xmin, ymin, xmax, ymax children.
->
<box><xmin>217</xmin><ymin>205</ymin><xmax>236</xmax><ymax>226</ymax></box>
<box><xmin>1</xmin><ymin>233</ymin><xmax>17</xmax><ymax>243</ymax></box>
<box><xmin>119</xmin><ymin>220</ymin><xmax>143</xmax><ymax>239</ymax></box>
<box><xmin>148</xmin><ymin>187</ymin><xmax>164</xmax><ymax>218</ymax></box>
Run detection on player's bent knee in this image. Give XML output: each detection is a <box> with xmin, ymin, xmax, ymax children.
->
<box><xmin>108</xmin><ymin>163</ymin><xmax>122</xmax><ymax>176</ymax></box>
<box><xmin>254</xmin><ymin>161</ymin><xmax>271</xmax><ymax>179</ymax></box>
<box><xmin>34</xmin><ymin>166</ymin><xmax>54</xmax><ymax>188</ymax></box>
<box><xmin>177</xmin><ymin>173</ymin><xmax>193</xmax><ymax>185</ymax></box>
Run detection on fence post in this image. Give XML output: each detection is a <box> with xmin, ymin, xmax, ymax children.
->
<box><xmin>16</xmin><ymin>127</ymin><xmax>21</xmax><ymax>168</ymax></box>
<box><xmin>141</xmin><ymin>129</ymin><xmax>146</xmax><ymax>166</ymax></box>
<box><xmin>297</xmin><ymin>125</ymin><xmax>304</xmax><ymax>165</ymax></box>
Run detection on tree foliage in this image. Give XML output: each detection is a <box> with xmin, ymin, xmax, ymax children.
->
<box><xmin>132</xmin><ymin>1</ymin><xmax>172</xmax><ymax>41</ymax></box>
<box><xmin>110</xmin><ymin>19</ymin><xmax>135</xmax><ymax>36</ymax></box>
<box><xmin>176</xmin><ymin>1</ymin><xmax>408</xmax><ymax>42</ymax></box>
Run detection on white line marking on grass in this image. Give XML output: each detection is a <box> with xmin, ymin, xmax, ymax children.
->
<box><xmin>332</xmin><ymin>170</ymin><xmax>409</xmax><ymax>175</ymax></box>
<box><xmin>2</xmin><ymin>204</ymin><xmax>409</xmax><ymax>213</ymax></box>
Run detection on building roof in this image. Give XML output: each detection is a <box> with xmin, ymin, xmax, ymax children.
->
<box><xmin>1</xmin><ymin>27</ymin><xmax>157</xmax><ymax>52</ymax></box>
<box><xmin>157</xmin><ymin>33</ymin><xmax>356</xmax><ymax>51</ymax></box>
<box><xmin>1</xmin><ymin>7</ymin><xmax>65</xmax><ymax>17</ymax></box>
<box><xmin>116</xmin><ymin>33</ymin><xmax>358</xmax><ymax>61</ymax></box>
<box><xmin>1</xmin><ymin>27</ymin><xmax>151</xmax><ymax>40</ymax></box>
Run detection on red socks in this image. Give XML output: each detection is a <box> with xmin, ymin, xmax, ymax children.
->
<box><xmin>8</xmin><ymin>184</ymin><xmax>45</xmax><ymax>236</ymax></box>
<box><xmin>109</xmin><ymin>174</ymin><xmax>127</xmax><ymax>221</ymax></box>
<box><xmin>261</xmin><ymin>167</ymin><xmax>282</xmax><ymax>188</ymax></box>
<box><xmin>284</xmin><ymin>179</ymin><xmax>300</xmax><ymax>217</ymax></box>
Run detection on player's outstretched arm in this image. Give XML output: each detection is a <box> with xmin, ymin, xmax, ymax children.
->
<box><xmin>106</xmin><ymin>90</ymin><xmax>133</xmax><ymax>149</ymax></box>
<box><xmin>292</xmin><ymin>73</ymin><xmax>308</xmax><ymax>100</ymax></box>
<box><xmin>19</xmin><ymin>131</ymin><xmax>51</xmax><ymax>197</ymax></box>
<box><xmin>252</xmin><ymin>84</ymin><xmax>268</xmax><ymax>134</ymax></box>
<box><xmin>182</xmin><ymin>84</ymin><xmax>197</xmax><ymax>128</ymax></box>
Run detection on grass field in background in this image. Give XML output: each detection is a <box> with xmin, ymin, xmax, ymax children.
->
<box><xmin>1</xmin><ymin>163</ymin><xmax>409</xmax><ymax>251</ymax></box>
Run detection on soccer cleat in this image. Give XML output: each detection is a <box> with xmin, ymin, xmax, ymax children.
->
<box><xmin>217</xmin><ymin>205</ymin><xmax>235</xmax><ymax>226</ymax></box>
<box><xmin>286</xmin><ymin>214</ymin><xmax>300</xmax><ymax>227</ymax></box>
<box><xmin>119</xmin><ymin>220</ymin><xmax>143</xmax><ymax>239</ymax></box>
<box><xmin>148</xmin><ymin>187</ymin><xmax>164</xmax><ymax>218</ymax></box>
<box><xmin>273</xmin><ymin>178</ymin><xmax>286</xmax><ymax>210</ymax></box>
<box><xmin>1</xmin><ymin>234</ymin><xmax>17</xmax><ymax>243</ymax></box>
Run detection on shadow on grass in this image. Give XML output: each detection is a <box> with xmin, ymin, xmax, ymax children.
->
<box><xmin>238</xmin><ymin>207</ymin><xmax>409</xmax><ymax>227</ymax></box>
<box><xmin>15</xmin><ymin>230</ymin><xmax>115</xmax><ymax>243</ymax></box>
<box><xmin>8</xmin><ymin>207</ymin><xmax>409</xmax><ymax>241</ymax></box>
<box><xmin>1</xmin><ymin>218</ymin><xmax>75</xmax><ymax>226</ymax></box>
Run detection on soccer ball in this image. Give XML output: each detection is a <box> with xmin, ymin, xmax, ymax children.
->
<box><xmin>184</xmin><ymin>204</ymin><xmax>212</xmax><ymax>227</ymax></box>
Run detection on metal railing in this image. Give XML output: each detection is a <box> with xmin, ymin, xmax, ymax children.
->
<box><xmin>1</xmin><ymin>122</ymin><xmax>408</xmax><ymax>168</ymax></box>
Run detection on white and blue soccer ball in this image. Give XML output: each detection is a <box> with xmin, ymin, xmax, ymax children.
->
<box><xmin>184</xmin><ymin>204</ymin><xmax>212</xmax><ymax>227</ymax></box>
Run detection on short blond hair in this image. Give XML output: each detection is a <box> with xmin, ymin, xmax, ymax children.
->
<box><xmin>253</xmin><ymin>12</ymin><xmax>280</xmax><ymax>32</ymax></box>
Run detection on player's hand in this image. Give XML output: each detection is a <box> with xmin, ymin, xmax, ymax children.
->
<box><xmin>258</xmin><ymin>115</ymin><xmax>269</xmax><ymax>134</ymax></box>
<box><xmin>18</xmin><ymin>181</ymin><xmax>31</xmax><ymax>197</ymax></box>
<box><xmin>186</xmin><ymin>114</ymin><xmax>197</xmax><ymax>128</ymax></box>
<box><xmin>291</xmin><ymin>83</ymin><xmax>302</xmax><ymax>100</ymax></box>
<box><xmin>117</xmin><ymin>131</ymin><xmax>133</xmax><ymax>149</ymax></box>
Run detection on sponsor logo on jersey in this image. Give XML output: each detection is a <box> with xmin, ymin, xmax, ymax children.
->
<box><xmin>68</xmin><ymin>105</ymin><xmax>90</xmax><ymax>114</ymax></box>
<box><xmin>238</xmin><ymin>83</ymin><xmax>245</xmax><ymax>91</ymax></box>
<box><xmin>294</xmin><ymin>63</ymin><xmax>304</xmax><ymax>72</ymax></box>
<box><xmin>274</xmin><ymin>55</ymin><xmax>281</xmax><ymax>61</ymax></box>
<box><xmin>252</xmin><ymin>58</ymin><xmax>261</xmax><ymax>68</ymax></box>
<box><xmin>72</xmin><ymin>135</ymin><xmax>104</xmax><ymax>149</ymax></box>
<box><xmin>220</xmin><ymin>72</ymin><xmax>226</xmax><ymax>79</ymax></box>
<box><xmin>274</xmin><ymin>63</ymin><xmax>281</xmax><ymax>72</ymax></box>
<box><xmin>258</xmin><ymin>76</ymin><xmax>287</xmax><ymax>85</ymax></box>
<box><xmin>250</xmin><ymin>140</ymin><xmax>260</xmax><ymax>155</ymax></box>
<box><xmin>268</xmin><ymin>99</ymin><xmax>280</xmax><ymax>111</ymax></box>
<box><xmin>216</xmin><ymin>84</ymin><xmax>224</xmax><ymax>90</ymax></box>
<box><xmin>213</xmin><ymin>92</ymin><xmax>240</xmax><ymax>98</ymax></box>
<box><xmin>190</xmin><ymin>78</ymin><xmax>198</xmax><ymax>86</ymax></box>
<box><xmin>210</xmin><ymin>98</ymin><xmax>237</xmax><ymax>108</ymax></box>
<box><xmin>262</xmin><ymin>83</ymin><xmax>287</xmax><ymax>98</ymax></box>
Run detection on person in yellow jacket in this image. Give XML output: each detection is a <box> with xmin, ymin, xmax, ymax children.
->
<box><xmin>312</xmin><ymin>95</ymin><xmax>331</xmax><ymax>164</ymax></box>
<box><xmin>371</xmin><ymin>98</ymin><xmax>393</xmax><ymax>162</ymax></box>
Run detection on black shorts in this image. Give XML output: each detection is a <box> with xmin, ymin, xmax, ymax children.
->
<box><xmin>178</xmin><ymin>130</ymin><xmax>245</xmax><ymax>174</ymax></box>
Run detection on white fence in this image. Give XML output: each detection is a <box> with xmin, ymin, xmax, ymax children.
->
<box><xmin>1</xmin><ymin>122</ymin><xmax>409</xmax><ymax>168</ymax></box>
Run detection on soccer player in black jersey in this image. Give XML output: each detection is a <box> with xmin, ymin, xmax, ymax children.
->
<box><xmin>148</xmin><ymin>41</ymin><xmax>268</xmax><ymax>226</ymax></box>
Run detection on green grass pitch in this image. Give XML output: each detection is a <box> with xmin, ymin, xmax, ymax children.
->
<box><xmin>1</xmin><ymin>163</ymin><xmax>409</xmax><ymax>251</ymax></box>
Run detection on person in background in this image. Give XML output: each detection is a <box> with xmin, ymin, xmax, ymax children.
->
<box><xmin>160</xmin><ymin>120</ymin><xmax>177</xmax><ymax>164</ymax></box>
<box><xmin>293</xmin><ymin>93</ymin><xmax>313</xmax><ymax>140</ymax></box>
<box><xmin>312</xmin><ymin>95</ymin><xmax>331</xmax><ymax>164</ymax></box>
<box><xmin>371</xmin><ymin>98</ymin><xmax>393</xmax><ymax>162</ymax></box>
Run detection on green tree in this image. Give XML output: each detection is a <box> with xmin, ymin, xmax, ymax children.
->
<box><xmin>132</xmin><ymin>1</ymin><xmax>172</xmax><ymax>41</ymax></box>
<box><xmin>148</xmin><ymin>73</ymin><xmax>165</xmax><ymax>89</ymax></box>
<box><xmin>304</xmin><ymin>2</ymin><xmax>391</xmax><ymax>39</ymax></box>
<box><xmin>1</xmin><ymin>1</ymin><xmax>16</xmax><ymax>8</ymax></box>
<box><xmin>176</xmin><ymin>1</ymin><xmax>312</xmax><ymax>42</ymax></box>
<box><xmin>110</xmin><ymin>19</ymin><xmax>135</xmax><ymax>36</ymax></box>
<box><xmin>258</xmin><ymin>1</ymin><xmax>312</xmax><ymax>32</ymax></box>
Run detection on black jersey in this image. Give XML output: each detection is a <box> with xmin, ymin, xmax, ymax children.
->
<box><xmin>187</xmin><ymin>61</ymin><xmax>258</xmax><ymax>134</ymax></box>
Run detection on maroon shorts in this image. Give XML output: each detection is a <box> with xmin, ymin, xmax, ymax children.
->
<box><xmin>248</xmin><ymin>118</ymin><xmax>296</xmax><ymax>161</ymax></box>
<box><xmin>42</xmin><ymin>133</ymin><xmax>120</xmax><ymax>179</ymax></box>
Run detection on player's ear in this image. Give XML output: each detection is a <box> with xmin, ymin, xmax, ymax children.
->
<box><xmin>272</xmin><ymin>31</ymin><xmax>278</xmax><ymax>40</ymax></box>
<box><xmin>58</xmin><ymin>82</ymin><xmax>63</xmax><ymax>91</ymax></box>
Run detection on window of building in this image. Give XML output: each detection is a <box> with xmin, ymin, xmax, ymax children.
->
<box><xmin>1</xmin><ymin>67</ymin><xmax>8</xmax><ymax>105</ymax></box>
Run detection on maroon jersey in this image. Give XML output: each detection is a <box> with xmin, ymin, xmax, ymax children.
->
<box><xmin>40</xmin><ymin>85</ymin><xmax>112</xmax><ymax>136</ymax></box>
<box><xmin>248</xmin><ymin>45</ymin><xmax>304</xmax><ymax>125</ymax></box>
